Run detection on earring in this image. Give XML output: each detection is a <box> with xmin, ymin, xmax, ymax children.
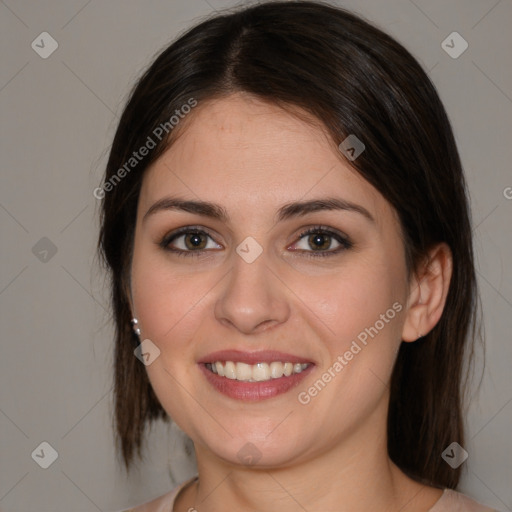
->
<box><xmin>417</xmin><ymin>332</ymin><xmax>424</xmax><ymax>340</ymax></box>
<box><xmin>131</xmin><ymin>317</ymin><xmax>141</xmax><ymax>336</ymax></box>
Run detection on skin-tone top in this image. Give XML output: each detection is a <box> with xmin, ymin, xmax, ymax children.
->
<box><xmin>123</xmin><ymin>476</ymin><xmax>498</xmax><ymax>512</ymax></box>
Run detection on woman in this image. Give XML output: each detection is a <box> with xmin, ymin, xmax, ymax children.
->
<box><xmin>98</xmin><ymin>2</ymin><xmax>496</xmax><ymax>510</ymax></box>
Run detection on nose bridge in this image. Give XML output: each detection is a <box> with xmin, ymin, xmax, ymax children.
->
<box><xmin>214</xmin><ymin>239</ymin><xmax>289</xmax><ymax>333</ymax></box>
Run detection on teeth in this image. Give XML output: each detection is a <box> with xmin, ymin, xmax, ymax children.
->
<box><xmin>215</xmin><ymin>362</ymin><xmax>225</xmax><ymax>377</ymax></box>
<box><xmin>253</xmin><ymin>363</ymin><xmax>270</xmax><ymax>382</ymax></box>
<box><xmin>270</xmin><ymin>361</ymin><xmax>284</xmax><ymax>379</ymax></box>
<box><xmin>206</xmin><ymin>361</ymin><xmax>310</xmax><ymax>382</ymax></box>
<box><xmin>224</xmin><ymin>361</ymin><xmax>237</xmax><ymax>379</ymax></box>
<box><xmin>236</xmin><ymin>362</ymin><xmax>252</xmax><ymax>381</ymax></box>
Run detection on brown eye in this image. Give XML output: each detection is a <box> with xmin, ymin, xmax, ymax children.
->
<box><xmin>183</xmin><ymin>232</ymin><xmax>208</xmax><ymax>250</ymax></box>
<box><xmin>307</xmin><ymin>233</ymin><xmax>334</xmax><ymax>251</ymax></box>
<box><xmin>159</xmin><ymin>227</ymin><xmax>222</xmax><ymax>257</ymax></box>
<box><xmin>289</xmin><ymin>226</ymin><xmax>353</xmax><ymax>258</ymax></box>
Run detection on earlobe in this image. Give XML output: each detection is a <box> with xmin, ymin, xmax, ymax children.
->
<box><xmin>401</xmin><ymin>243</ymin><xmax>453</xmax><ymax>342</ymax></box>
<box><xmin>124</xmin><ymin>279</ymin><xmax>142</xmax><ymax>339</ymax></box>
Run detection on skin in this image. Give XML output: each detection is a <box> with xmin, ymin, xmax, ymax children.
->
<box><xmin>129</xmin><ymin>93</ymin><xmax>453</xmax><ymax>511</ymax></box>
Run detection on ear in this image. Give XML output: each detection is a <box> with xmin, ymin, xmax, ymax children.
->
<box><xmin>401</xmin><ymin>242</ymin><xmax>453</xmax><ymax>342</ymax></box>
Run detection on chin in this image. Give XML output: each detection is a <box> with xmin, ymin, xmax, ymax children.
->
<box><xmin>190</xmin><ymin>422</ymin><xmax>315</xmax><ymax>469</ymax></box>
<box><xmin>211</xmin><ymin>440</ymin><xmax>303</xmax><ymax>469</ymax></box>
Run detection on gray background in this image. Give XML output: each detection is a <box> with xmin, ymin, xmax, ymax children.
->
<box><xmin>1</xmin><ymin>0</ymin><xmax>511</xmax><ymax>510</ymax></box>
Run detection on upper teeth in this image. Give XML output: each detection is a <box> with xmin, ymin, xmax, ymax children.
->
<box><xmin>207</xmin><ymin>361</ymin><xmax>310</xmax><ymax>382</ymax></box>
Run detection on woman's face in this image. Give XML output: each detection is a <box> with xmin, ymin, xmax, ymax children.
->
<box><xmin>130</xmin><ymin>93</ymin><xmax>413</xmax><ymax>468</ymax></box>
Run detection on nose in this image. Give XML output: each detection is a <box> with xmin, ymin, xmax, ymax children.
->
<box><xmin>214</xmin><ymin>246</ymin><xmax>290</xmax><ymax>335</ymax></box>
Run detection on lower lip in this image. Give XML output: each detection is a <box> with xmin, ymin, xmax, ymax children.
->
<box><xmin>199</xmin><ymin>364</ymin><xmax>314</xmax><ymax>401</ymax></box>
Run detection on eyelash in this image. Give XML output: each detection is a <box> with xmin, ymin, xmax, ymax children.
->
<box><xmin>158</xmin><ymin>225</ymin><xmax>353</xmax><ymax>259</ymax></box>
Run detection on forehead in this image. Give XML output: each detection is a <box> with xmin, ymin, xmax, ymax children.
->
<box><xmin>138</xmin><ymin>94</ymin><xmax>391</xmax><ymax>226</ymax></box>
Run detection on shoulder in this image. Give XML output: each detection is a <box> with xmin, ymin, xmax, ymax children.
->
<box><xmin>122</xmin><ymin>488</ymin><xmax>177</xmax><ymax>512</ymax></box>
<box><xmin>122</xmin><ymin>489</ymin><xmax>173</xmax><ymax>512</ymax></box>
<box><xmin>123</xmin><ymin>476</ymin><xmax>199</xmax><ymax>512</ymax></box>
<box><xmin>430</xmin><ymin>489</ymin><xmax>498</xmax><ymax>512</ymax></box>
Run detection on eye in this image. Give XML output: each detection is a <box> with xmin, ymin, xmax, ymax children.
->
<box><xmin>159</xmin><ymin>225</ymin><xmax>352</xmax><ymax>259</ymax></box>
<box><xmin>159</xmin><ymin>227</ymin><xmax>222</xmax><ymax>257</ymax></box>
<box><xmin>289</xmin><ymin>226</ymin><xmax>352</xmax><ymax>257</ymax></box>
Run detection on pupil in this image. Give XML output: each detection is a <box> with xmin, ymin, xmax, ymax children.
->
<box><xmin>310</xmin><ymin>234</ymin><xmax>329</xmax><ymax>250</ymax></box>
<box><xmin>186</xmin><ymin>233</ymin><xmax>205</xmax><ymax>249</ymax></box>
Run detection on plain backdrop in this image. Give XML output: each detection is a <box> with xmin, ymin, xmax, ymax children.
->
<box><xmin>1</xmin><ymin>1</ymin><xmax>511</xmax><ymax>511</ymax></box>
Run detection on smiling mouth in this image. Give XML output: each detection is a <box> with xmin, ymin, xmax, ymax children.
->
<box><xmin>205</xmin><ymin>361</ymin><xmax>311</xmax><ymax>382</ymax></box>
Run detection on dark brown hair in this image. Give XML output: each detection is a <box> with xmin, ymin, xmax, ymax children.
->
<box><xmin>98</xmin><ymin>0</ymin><xmax>480</xmax><ymax>488</ymax></box>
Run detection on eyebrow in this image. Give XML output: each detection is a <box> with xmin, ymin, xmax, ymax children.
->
<box><xmin>142</xmin><ymin>196</ymin><xmax>375</xmax><ymax>224</ymax></box>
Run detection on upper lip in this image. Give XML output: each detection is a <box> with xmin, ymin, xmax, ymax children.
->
<box><xmin>197</xmin><ymin>349</ymin><xmax>313</xmax><ymax>365</ymax></box>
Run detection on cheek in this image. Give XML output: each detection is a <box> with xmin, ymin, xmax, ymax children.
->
<box><xmin>130</xmin><ymin>245</ymin><xmax>208</xmax><ymax>344</ymax></box>
<box><xmin>130</xmin><ymin>251</ymin><xmax>213</xmax><ymax>429</ymax></box>
<box><xmin>295</xmin><ymin>258</ymin><xmax>403</xmax><ymax>346</ymax></box>
<box><xmin>294</xmin><ymin>256</ymin><xmax>406</xmax><ymax>419</ymax></box>
<box><xmin>326</xmin><ymin>264</ymin><xmax>405</xmax><ymax>383</ymax></box>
